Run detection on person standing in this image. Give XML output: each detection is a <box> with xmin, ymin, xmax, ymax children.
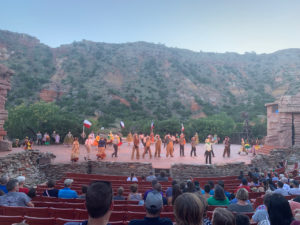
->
<box><xmin>142</xmin><ymin>136</ymin><xmax>152</xmax><ymax>159</ymax></box>
<box><xmin>205</xmin><ymin>139</ymin><xmax>212</xmax><ymax>164</ymax></box>
<box><xmin>223</xmin><ymin>136</ymin><xmax>231</xmax><ymax>157</ymax></box>
<box><xmin>112</xmin><ymin>134</ymin><xmax>120</xmax><ymax>158</ymax></box>
<box><xmin>97</xmin><ymin>136</ymin><xmax>106</xmax><ymax>160</ymax></box>
<box><xmin>190</xmin><ymin>136</ymin><xmax>197</xmax><ymax>157</ymax></box>
<box><xmin>64</xmin><ymin>131</ymin><xmax>74</xmax><ymax>147</ymax></box>
<box><xmin>84</xmin><ymin>134</ymin><xmax>93</xmax><ymax>160</ymax></box>
<box><xmin>36</xmin><ymin>131</ymin><xmax>42</xmax><ymax>145</ymax></box>
<box><xmin>179</xmin><ymin>133</ymin><xmax>186</xmax><ymax>157</ymax></box>
<box><xmin>166</xmin><ymin>134</ymin><xmax>174</xmax><ymax>158</ymax></box>
<box><xmin>55</xmin><ymin>133</ymin><xmax>60</xmax><ymax>144</ymax></box>
<box><xmin>51</xmin><ymin>131</ymin><xmax>56</xmax><ymax>144</ymax></box>
<box><xmin>127</xmin><ymin>132</ymin><xmax>133</xmax><ymax>146</ymax></box>
<box><xmin>131</xmin><ymin>133</ymin><xmax>140</xmax><ymax>160</ymax></box>
<box><xmin>154</xmin><ymin>135</ymin><xmax>162</xmax><ymax>157</ymax></box>
<box><xmin>239</xmin><ymin>138</ymin><xmax>248</xmax><ymax>155</ymax></box>
<box><xmin>71</xmin><ymin>137</ymin><xmax>80</xmax><ymax>162</ymax></box>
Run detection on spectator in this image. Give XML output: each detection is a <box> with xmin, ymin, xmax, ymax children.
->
<box><xmin>212</xmin><ymin>208</ymin><xmax>235</xmax><ymax>225</ymax></box>
<box><xmin>127</xmin><ymin>173</ymin><xmax>138</xmax><ymax>182</ymax></box>
<box><xmin>208</xmin><ymin>181</ymin><xmax>215</xmax><ymax>195</ymax></box>
<box><xmin>64</xmin><ymin>181</ymin><xmax>113</xmax><ymax>225</ymax></box>
<box><xmin>195</xmin><ymin>192</ymin><xmax>212</xmax><ymax>225</ymax></box>
<box><xmin>144</xmin><ymin>179</ymin><xmax>163</xmax><ymax>200</ymax></box>
<box><xmin>0</xmin><ymin>175</ymin><xmax>8</xmax><ymax>193</ymax></box>
<box><xmin>227</xmin><ymin>188</ymin><xmax>253</xmax><ymax>213</ymax></box>
<box><xmin>78</xmin><ymin>185</ymin><xmax>88</xmax><ymax>199</ymax></box>
<box><xmin>238</xmin><ymin>171</ymin><xmax>244</xmax><ymax>181</ymax></box>
<box><xmin>281</xmin><ymin>177</ymin><xmax>291</xmax><ymax>191</ymax></box>
<box><xmin>203</xmin><ymin>184</ymin><xmax>212</xmax><ymax>200</ymax></box>
<box><xmin>58</xmin><ymin>179</ymin><xmax>78</xmax><ymax>199</ymax></box>
<box><xmin>207</xmin><ymin>185</ymin><xmax>229</xmax><ymax>206</ymax></box>
<box><xmin>43</xmin><ymin>180</ymin><xmax>59</xmax><ymax>198</ymax></box>
<box><xmin>146</xmin><ymin>172</ymin><xmax>157</xmax><ymax>182</ymax></box>
<box><xmin>289</xmin><ymin>180</ymin><xmax>300</xmax><ymax>196</ymax></box>
<box><xmin>153</xmin><ymin>183</ymin><xmax>167</xmax><ymax>205</ymax></box>
<box><xmin>267</xmin><ymin>179</ymin><xmax>277</xmax><ymax>191</ymax></box>
<box><xmin>174</xmin><ymin>192</ymin><xmax>204</xmax><ymax>225</ymax></box>
<box><xmin>272</xmin><ymin>173</ymin><xmax>279</xmax><ymax>182</ymax></box>
<box><xmin>251</xmin><ymin>193</ymin><xmax>272</xmax><ymax>224</ymax></box>
<box><xmin>194</xmin><ymin>181</ymin><xmax>201</xmax><ymax>192</ymax></box>
<box><xmin>17</xmin><ymin>176</ymin><xmax>29</xmax><ymax>194</ymax></box>
<box><xmin>217</xmin><ymin>180</ymin><xmax>231</xmax><ymax>199</ymax></box>
<box><xmin>179</xmin><ymin>182</ymin><xmax>186</xmax><ymax>193</ymax></box>
<box><xmin>273</xmin><ymin>181</ymin><xmax>289</xmax><ymax>196</ymax></box>
<box><xmin>235</xmin><ymin>214</ymin><xmax>250</xmax><ymax>225</ymax></box>
<box><xmin>128</xmin><ymin>183</ymin><xmax>142</xmax><ymax>201</ymax></box>
<box><xmin>236</xmin><ymin>178</ymin><xmax>251</xmax><ymax>193</ymax></box>
<box><xmin>165</xmin><ymin>180</ymin><xmax>177</xmax><ymax>199</ymax></box>
<box><xmin>157</xmin><ymin>171</ymin><xmax>168</xmax><ymax>182</ymax></box>
<box><xmin>168</xmin><ymin>184</ymin><xmax>181</xmax><ymax>205</ymax></box>
<box><xmin>27</xmin><ymin>188</ymin><xmax>36</xmax><ymax>199</ymax></box>
<box><xmin>259</xmin><ymin>193</ymin><xmax>294</xmax><ymax>225</ymax></box>
<box><xmin>0</xmin><ymin>179</ymin><xmax>34</xmax><ymax>207</ymax></box>
<box><xmin>184</xmin><ymin>180</ymin><xmax>196</xmax><ymax>193</ymax></box>
<box><xmin>113</xmin><ymin>186</ymin><xmax>126</xmax><ymax>200</ymax></box>
<box><xmin>129</xmin><ymin>190</ymin><xmax>172</xmax><ymax>225</ymax></box>
<box><xmin>249</xmin><ymin>176</ymin><xmax>260</xmax><ymax>187</ymax></box>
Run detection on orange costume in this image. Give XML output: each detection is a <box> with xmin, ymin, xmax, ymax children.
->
<box><xmin>93</xmin><ymin>135</ymin><xmax>100</xmax><ymax>146</ymax></box>
<box><xmin>166</xmin><ymin>135</ymin><xmax>174</xmax><ymax>157</ymax></box>
<box><xmin>71</xmin><ymin>138</ymin><xmax>80</xmax><ymax>162</ymax></box>
<box><xmin>97</xmin><ymin>137</ymin><xmax>106</xmax><ymax>160</ymax></box>
<box><xmin>154</xmin><ymin>135</ymin><xmax>162</xmax><ymax>157</ymax></box>
<box><xmin>142</xmin><ymin>136</ymin><xmax>152</xmax><ymax>159</ymax></box>
<box><xmin>131</xmin><ymin>133</ymin><xmax>140</xmax><ymax>160</ymax></box>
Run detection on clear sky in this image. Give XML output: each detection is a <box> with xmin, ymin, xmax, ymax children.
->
<box><xmin>0</xmin><ymin>0</ymin><xmax>300</xmax><ymax>53</ymax></box>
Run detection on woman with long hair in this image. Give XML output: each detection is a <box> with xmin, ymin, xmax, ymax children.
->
<box><xmin>169</xmin><ymin>184</ymin><xmax>182</xmax><ymax>205</ymax></box>
<box><xmin>207</xmin><ymin>184</ymin><xmax>230</xmax><ymax>206</ymax></box>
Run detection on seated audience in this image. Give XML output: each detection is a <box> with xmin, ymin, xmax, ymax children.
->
<box><xmin>289</xmin><ymin>196</ymin><xmax>300</xmax><ymax>216</ymax></box>
<box><xmin>174</xmin><ymin>192</ymin><xmax>204</xmax><ymax>225</ymax></box>
<box><xmin>58</xmin><ymin>179</ymin><xmax>78</xmax><ymax>199</ymax></box>
<box><xmin>238</xmin><ymin>171</ymin><xmax>244</xmax><ymax>181</ymax></box>
<box><xmin>144</xmin><ymin>179</ymin><xmax>163</xmax><ymax>200</ymax></box>
<box><xmin>0</xmin><ymin>175</ymin><xmax>8</xmax><ymax>193</ymax></box>
<box><xmin>17</xmin><ymin>176</ymin><xmax>29</xmax><ymax>194</ymax></box>
<box><xmin>208</xmin><ymin>181</ymin><xmax>215</xmax><ymax>195</ymax></box>
<box><xmin>273</xmin><ymin>181</ymin><xmax>289</xmax><ymax>196</ymax></box>
<box><xmin>43</xmin><ymin>180</ymin><xmax>59</xmax><ymax>197</ymax></box>
<box><xmin>113</xmin><ymin>186</ymin><xmax>126</xmax><ymax>200</ymax></box>
<box><xmin>212</xmin><ymin>207</ymin><xmax>235</xmax><ymax>225</ymax></box>
<box><xmin>281</xmin><ymin>177</ymin><xmax>291</xmax><ymax>191</ymax></box>
<box><xmin>168</xmin><ymin>184</ymin><xmax>181</xmax><ymax>205</ymax></box>
<box><xmin>203</xmin><ymin>184</ymin><xmax>212</xmax><ymax>200</ymax></box>
<box><xmin>157</xmin><ymin>171</ymin><xmax>168</xmax><ymax>182</ymax></box>
<box><xmin>146</xmin><ymin>171</ymin><xmax>157</xmax><ymax>182</ymax></box>
<box><xmin>179</xmin><ymin>182</ymin><xmax>186</xmax><ymax>193</ymax></box>
<box><xmin>184</xmin><ymin>180</ymin><xmax>196</xmax><ymax>193</ymax></box>
<box><xmin>259</xmin><ymin>193</ymin><xmax>294</xmax><ymax>225</ymax></box>
<box><xmin>64</xmin><ymin>181</ymin><xmax>113</xmax><ymax>225</ymax></box>
<box><xmin>236</xmin><ymin>178</ymin><xmax>251</xmax><ymax>193</ymax></box>
<box><xmin>127</xmin><ymin>173</ymin><xmax>138</xmax><ymax>182</ymax></box>
<box><xmin>153</xmin><ymin>183</ymin><xmax>167</xmax><ymax>205</ymax></box>
<box><xmin>0</xmin><ymin>179</ymin><xmax>34</xmax><ymax>207</ymax></box>
<box><xmin>165</xmin><ymin>180</ymin><xmax>177</xmax><ymax>199</ymax></box>
<box><xmin>128</xmin><ymin>183</ymin><xmax>142</xmax><ymax>201</ymax></box>
<box><xmin>272</xmin><ymin>173</ymin><xmax>279</xmax><ymax>182</ymax></box>
<box><xmin>129</xmin><ymin>190</ymin><xmax>173</xmax><ymax>225</ymax></box>
<box><xmin>217</xmin><ymin>180</ymin><xmax>231</xmax><ymax>199</ymax></box>
<box><xmin>27</xmin><ymin>187</ymin><xmax>36</xmax><ymax>198</ymax></box>
<box><xmin>251</xmin><ymin>193</ymin><xmax>272</xmax><ymax>224</ymax></box>
<box><xmin>78</xmin><ymin>185</ymin><xmax>88</xmax><ymax>199</ymax></box>
<box><xmin>195</xmin><ymin>192</ymin><xmax>212</xmax><ymax>225</ymax></box>
<box><xmin>207</xmin><ymin>185</ymin><xmax>230</xmax><ymax>206</ymax></box>
<box><xmin>194</xmin><ymin>180</ymin><xmax>202</xmax><ymax>192</ymax></box>
<box><xmin>289</xmin><ymin>180</ymin><xmax>300</xmax><ymax>196</ymax></box>
<box><xmin>227</xmin><ymin>188</ymin><xmax>253</xmax><ymax>213</ymax></box>
<box><xmin>249</xmin><ymin>176</ymin><xmax>260</xmax><ymax>187</ymax></box>
<box><xmin>235</xmin><ymin>214</ymin><xmax>250</xmax><ymax>225</ymax></box>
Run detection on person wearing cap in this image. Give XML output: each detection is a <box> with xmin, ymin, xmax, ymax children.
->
<box><xmin>289</xmin><ymin>180</ymin><xmax>300</xmax><ymax>196</ymax></box>
<box><xmin>17</xmin><ymin>176</ymin><xmax>29</xmax><ymax>194</ymax></box>
<box><xmin>129</xmin><ymin>190</ymin><xmax>173</xmax><ymax>225</ymax></box>
<box><xmin>0</xmin><ymin>179</ymin><xmax>34</xmax><ymax>207</ymax></box>
<box><xmin>58</xmin><ymin>179</ymin><xmax>78</xmax><ymax>199</ymax></box>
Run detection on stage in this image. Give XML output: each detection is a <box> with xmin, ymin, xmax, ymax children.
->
<box><xmin>0</xmin><ymin>143</ymin><xmax>253</xmax><ymax>169</ymax></box>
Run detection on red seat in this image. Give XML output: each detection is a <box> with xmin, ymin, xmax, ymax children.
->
<box><xmin>161</xmin><ymin>212</ymin><xmax>175</xmax><ymax>221</ymax></box>
<box><xmin>113</xmin><ymin>205</ymin><xmax>126</xmax><ymax>211</ymax></box>
<box><xmin>55</xmin><ymin>218</ymin><xmax>84</xmax><ymax>225</ymax></box>
<box><xmin>126</xmin><ymin>211</ymin><xmax>145</xmax><ymax>221</ymax></box>
<box><xmin>74</xmin><ymin>209</ymin><xmax>88</xmax><ymax>220</ymax></box>
<box><xmin>126</xmin><ymin>200</ymin><xmax>139</xmax><ymax>205</ymax></box>
<box><xmin>2</xmin><ymin>206</ymin><xmax>25</xmax><ymax>216</ymax></box>
<box><xmin>0</xmin><ymin>215</ymin><xmax>24</xmax><ymax>225</ymax></box>
<box><xmin>109</xmin><ymin>221</ymin><xmax>126</xmax><ymax>225</ymax></box>
<box><xmin>207</xmin><ymin>205</ymin><xmax>227</xmax><ymax>211</ymax></box>
<box><xmin>24</xmin><ymin>207</ymin><xmax>50</xmax><ymax>217</ymax></box>
<box><xmin>24</xmin><ymin>216</ymin><xmax>56</xmax><ymax>225</ymax></box>
<box><xmin>64</xmin><ymin>202</ymin><xmax>86</xmax><ymax>209</ymax></box>
<box><xmin>163</xmin><ymin>205</ymin><xmax>173</xmax><ymax>212</ymax></box>
<box><xmin>49</xmin><ymin>207</ymin><xmax>75</xmax><ymax>219</ymax></box>
<box><xmin>207</xmin><ymin>211</ymin><xmax>213</xmax><ymax>220</ymax></box>
<box><xmin>110</xmin><ymin>211</ymin><xmax>126</xmax><ymax>222</ymax></box>
<box><xmin>126</xmin><ymin>205</ymin><xmax>144</xmax><ymax>212</ymax></box>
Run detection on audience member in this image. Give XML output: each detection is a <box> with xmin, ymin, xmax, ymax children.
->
<box><xmin>272</xmin><ymin>173</ymin><xmax>279</xmax><ymax>182</ymax></box>
<box><xmin>227</xmin><ymin>188</ymin><xmax>253</xmax><ymax>213</ymax></box>
<box><xmin>43</xmin><ymin>180</ymin><xmax>59</xmax><ymax>198</ymax></box>
<box><xmin>169</xmin><ymin>184</ymin><xmax>181</xmax><ymax>205</ymax></box>
<box><xmin>157</xmin><ymin>171</ymin><xmax>168</xmax><ymax>182</ymax></box>
<box><xmin>212</xmin><ymin>207</ymin><xmax>235</xmax><ymax>225</ymax></box>
<box><xmin>195</xmin><ymin>192</ymin><xmax>212</xmax><ymax>225</ymax></box>
<box><xmin>17</xmin><ymin>176</ymin><xmax>29</xmax><ymax>194</ymax></box>
<box><xmin>0</xmin><ymin>179</ymin><xmax>34</xmax><ymax>207</ymax></box>
<box><xmin>127</xmin><ymin>173</ymin><xmax>138</xmax><ymax>182</ymax></box>
<box><xmin>0</xmin><ymin>175</ymin><xmax>8</xmax><ymax>193</ymax></box>
<box><xmin>235</xmin><ymin>214</ymin><xmax>250</xmax><ymax>225</ymax></box>
<box><xmin>78</xmin><ymin>185</ymin><xmax>88</xmax><ymax>199</ymax></box>
<box><xmin>153</xmin><ymin>183</ymin><xmax>167</xmax><ymax>205</ymax></box>
<box><xmin>208</xmin><ymin>181</ymin><xmax>215</xmax><ymax>195</ymax></box>
<box><xmin>113</xmin><ymin>186</ymin><xmax>126</xmax><ymax>200</ymax></box>
<box><xmin>289</xmin><ymin>180</ymin><xmax>300</xmax><ymax>196</ymax></box>
<box><xmin>146</xmin><ymin>172</ymin><xmax>157</xmax><ymax>182</ymax></box>
<box><xmin>128</xmin><ymin>183</ymin><xmax>142</xmax><ymax>201</ymax></box>
<box><xmin>251</xmin><ymin>193</ymin><xmax>272</xmax><ymax>224</ymax></box>
<box><xmin>236</xmin><ymin>178</ymin><xmax>251</xmax><ymax>193</ymax></box>
<box><xmin>64</xmin><ymin>181</ymin><xmax>113</xmax><ymax>225</ymax></box>
<box><xmin>184</xmin><ymin>180</ymin><xmax>196</xmax><ymax>193</ymax></box>
<box><xmin>27</xmin><ymin>187</ymin><xmax>36</xmax><ymax>199</ymax></box>
<box><xmin>58</xmin><ymin>179</ymin><xmax>78</xmax><ymax>199</ymax></box>
<box><xmin>217</xmin><ymin>180</ymin><xmax>231</xmax><ymax>199</ymax></box>
<box><xmin>129</xmin><ymin>190</ymin><xmax>172</xmax><ymax>225</ymax></box>
<box><xmin>281</xmin><ymin>177</ymin><xmax>291</xmax><ymax>191</ymax></box>
<box><xmin>203</xmin><ymin>184</ymin><xmax>212</xmax><ymax>199</ymax></box>
<box><xmin>174</xmin><ymin>192</ymin><xmax>204</xmax><ymax>225</ymax></box>
<box><xmin>165</xmin><ymin>180</ymin><xmax>177</xmax><ymax>199</ymax></box>
<box><xmin>194</xmin><ymin>180</ymin><xmax>201</xmax><ymax>192</ymax></box>
<box><xmin>238</xmin><ymin>171</ymin><xmax>244</xmax><ymax>181</ymax></box>
<box><xmin>179</xmin><ymin>182</ymin><xmax>186</xmax><ymax>193</ymax></box>
<box><xmin>207</xmin><ymin>185</ymin><xmax>229</xmax><ymax>206</ymax></box>
<box><xmin>144</xmin><ymin>179</ymin><xmax>163</xmax><ymax>200</ymax></box>
<box><xmin>273</xmin><ymin>181</ymin><xmax>289</xmax><ymax>196</ymax></box>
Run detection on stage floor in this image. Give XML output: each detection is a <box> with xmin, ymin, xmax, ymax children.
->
<box><xmin>0</xmin><ymin>143</ymin><xmax>253</xmax><ymax>169</ymax></box>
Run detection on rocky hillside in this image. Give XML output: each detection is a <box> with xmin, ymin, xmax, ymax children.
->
<box><xmin>1</xmin><ymin>29</ymin><xmax>300</xmax><ymax>125</ymax></box>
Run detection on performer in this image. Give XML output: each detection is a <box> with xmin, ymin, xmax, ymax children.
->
<box><xmin>64</xmin><ymin>131</ymin><xmax>74</xmax><ymax>146</ymax></box>
<box><xmin>150</xmin><ymin>131</ymin><xmax>155</xmax><ymax>143</ymax></box>
<box><xmin>45</xmin><ymin>133</ymin><xmax>50</xmax><ymax>145</ymax></box>
<box><xmin>131</xmin><ymin>133</ymin><xmax>140</xmax><ymax>160</ymax></box>
<box><xmin>51</xmin><ymin>131</ymin><xmax>56</xmax><ymax>144</ymax></box>
<box><xmin>84</xmin><ymin>134</ymin><xmax>94</xmax><ymax>160</ymax></box>
<box><xmin>166</xmin><ymin>134</ymin><xmax>174</xmax><ymax>157</ymax></box>
<box><xmin>194</xmin><ymin>132</ymin><xmax>199</xmax><ymax>145</ymax></box>
<box><xmin>112</xmin><ymin>134</ymin><xmax>120</xmax><ymax>157</ymax></box>
<box><xmin>97</xmin><ymin>136</ymin><xmax>106</xmax><ymax>160</ymax></box>
<box><xmin>71</xmin><ymin>137</ymin><xmax>80</xmax><ymax>162</ymax></box>
<box><xmin>93</xmin><ymin>134</ymin><xmax>100</xmax><ymax>147</ymax></box>
<box><xmin>154</xmin><ymin>134</ymin><xmax>162</xmax><ymax>157</ymax></box>
<box><xmin>24</xmin><ymin>137</ymin><xmax>33</xmax><ymax>150</ymax></box>
<box><xmin>205</xmin><ymin>138</ymin><xmax>212</xmax><ymax>164</ymax></box>
<box><xmin>208</xmin><ymin>135</ymin><xmax>215</xmax><ymax>157</ymax></box>
<box><xmin>142</xmin><ymin>136</ymin><xmax>152</xmax><ymax>159</ymax></box>
<box><xmin>253</xmin><ymin>138</ymin><xmax>260</xmax><ymax>156</ymax></box>
<box><xmin>127</xmin><ymin>132</ymin><xmax>133</xmax><ymax>146</ymax></box>
<box><xmin>179</xmin><ymin>133</ymin><xmax>186</xmax><ymax>156</ymax></box>
<box><xmin>223</xmin><ymin>136</ymin><xmax>231</xmax><ymax>157</ymax></box>
<box><xmin>190</xmin><ymin>136</ymin><xmax>197</xmax><ymax>157</ymax></box>
<box><xmin>36</xmin><ymin>131</ymin><xmax>42</xmax><ymax>145</ymax></box>
<box><xmin>238</xmin><ymin>138</ymin><xmax>248</xmax><ymax>155</ymax></box>
<box><xmin>55</xmin><ymin>133</ymin><xmax>60</xmax><ymax>144</ymax></box>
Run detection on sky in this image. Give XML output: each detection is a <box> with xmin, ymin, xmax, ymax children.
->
<box><xmin>0</xmin><ymin>0</ymin><xmax>300</xmax><ymax>54</ymax></box>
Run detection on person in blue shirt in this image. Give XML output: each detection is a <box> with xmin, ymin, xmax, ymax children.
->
<box><xmin>58</xmin><ymin>179</ymin><xmax>78</xmax><ymax>199</ymax></box>
<box><xmin>0</xmin><ymin>175</ymin><xmax>8</xmax><ymax>194</ymax></box>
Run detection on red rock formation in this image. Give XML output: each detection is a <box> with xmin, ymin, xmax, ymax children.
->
<box><xmin>39</xmin><ymin>89</ymin><xmax>64</xmax><ymax>102</ymax></box>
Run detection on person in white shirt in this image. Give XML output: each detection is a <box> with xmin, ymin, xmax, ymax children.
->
<box><xmin>281</xmin><ymin>177</ymin><xmax>291</xmax><ymax>191</ymax></box>
<box><xmin>127</xmin><ymin>173</ymin><xmax>138</xmax><ymax>182</ymax></box>
<box><xmin>274</xmin><ymin>181</ymin><xmax>289</xmax><ymax>196</ymax></box>
<box><xmin>289</xmin><ymin>180</ymin><xmax>300</xmax><ymax>196</ymax></box>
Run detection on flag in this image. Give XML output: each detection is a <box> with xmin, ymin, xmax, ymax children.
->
<box><xmin>181</xmin><ymin>123</ymin><xmax>184</xmax><ymax>132</ymax></box>
<box><xmin>151</xmin><ymin>121</ymin><xmax>154</xmax><ymax>130</ymax></box>
<box><xmin>120</xmin><ymin>121</ymin><xmax>125</xmax><ymax>129</ymax></box>
<box><xmin>83</xmin><ymin>120</ymin><xmax>92</xmax><ymax>128</ymax></box>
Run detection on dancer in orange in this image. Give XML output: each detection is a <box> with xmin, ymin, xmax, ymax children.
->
<box><xmin>84</xmin><ymin>134</ymin><xmax>94</xmax><ymax>160</ymax></box>
<box><xmin>71</xmin><ymin>137</ymin><xmax>80</xmax><ymax>162</ymax></box>
<box><xmin>166</xmin><ymin>134</ymin><xmax>174</xmax><ymax>157</ymax></box>
<box><xmin>142</xmin><ymin>136</ymin><xmax>152</xmax><ymax>159</ymax></box>
<box><xmin>97</xmin><ymin>136</ymin><xmax>106</xmax><ymax>160</ymax></box>
<box><xmin>154</xmin><ymin>135</ymin><xmax>162</xmax><ymax>157</ymax></box>
<box><xmin>127</xmin><ymin>132</ymin><xmax>133</xmax><ymax>146</ymax></box>
<box><xmin>179</xmin><ymin>133</ymin><xmax>186</xmax><ymax>157</ymax></box>
<box><xmin>131</xmin><ymin>133</ymin><xmax>140</xmax><ymax>160</ymax></box>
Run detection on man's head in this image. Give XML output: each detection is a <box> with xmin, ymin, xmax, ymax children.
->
<box><xmin>151</xmin><ymin>179</ymin><xmax>158</xmax><ymax>188</ymax></box>
<box><xmin>241</xmin><ymin>178</ymin><xmax>248</xmax><ymax>186</ymax></box>
<box><xmin>117</xmin><ymin>186</ymin><xmax>124</xmax><ymax>196</ymax></box>
<box><xmin>149</xmin><ymin>171</ymin><xmax>153</xmax><ymax>176</ymax></box>
<box><xmin>293</xmin><ymin>180</ymin><xmax>299</xmax><ymax>188</ymax></box>
<box><xmin>145</xmin><ymin>190</ymin><xmax>163</xmax><ymax>216</ymax></box>
<box><xmin>16</xmin><ymin>176</ymin><xmax>25</xmax><ymax>186</ymax></box>
<box><xmin>172</xmin><ymin>180</ymin><xmax>178</xmax><ymax>186</ymax></box>
<box><xmin>47</xmin><ymin>180</ymin><xmax>56</xmax><ymax>188</ymax></box>
<box><xmin>204</xmin><ymin>184</ymin><xmax>211</xmax><ymax>194</ymax></box>
<box><xmin>86</xmin><ymin>181</ymin><xmax>113</xmax><ymax>219</ymax></box>
<box><xmin>278</xmin><ymin>181</ymin><xmax>284</xmax><ymax>188</ymax></box>
<box><xmin>7</xmin><ymin>179</ymin><xmax>19</xmax><ymax>192</ymax></box>
<box><xmin>0</xmin><ymin>175</ymin><xmax>9</xmax><ymax>185</ymax></box>
<box><xmin>64</xmin><ymin>179</ymin><xmax>73</xmax><ymax>187</ymax></box>
<box><xmin>153</xmin><ymin>183</ymin><xmax>162</xmax><ymax>192</ymax></box>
